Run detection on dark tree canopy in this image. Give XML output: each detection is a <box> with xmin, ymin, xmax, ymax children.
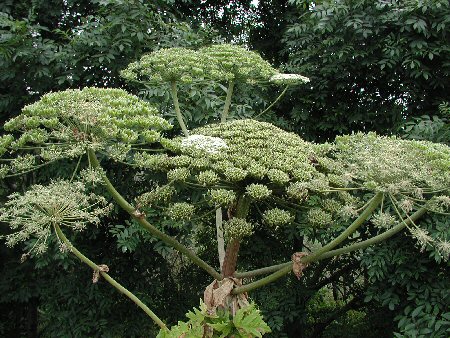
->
<box><xmin>278</xmin><ymin>0</ymin><xmax>450</xmax><ymax>140</ymax></box>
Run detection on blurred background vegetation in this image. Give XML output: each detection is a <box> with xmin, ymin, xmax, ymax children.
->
<box><xmin>0</xmin><ymin>0</ymin><xmax>448</xmax><ymax>337</ymax></box>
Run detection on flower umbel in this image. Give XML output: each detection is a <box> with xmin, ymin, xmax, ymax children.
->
<box><xmin>181</xmin><ymin>134</ymin><xmax>228</xmax><ymax>154</ymax></box>
<box><xmin>270</xmin><ymin>73</ymin><xmax>310</xmax><ymax>85</ymax></box>
<box><xmin>0</xmin><ymin>180</ymin><xmax>111</xmax><ymax>255</ymax></box>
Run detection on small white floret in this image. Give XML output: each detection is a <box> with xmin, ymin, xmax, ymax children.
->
<box><xmin>181</xmin><ymin>134</ymin><xmax>228</xmax><ymax>154</ymax></box>
<box><xmin>270</xmin><ymin>73</ymin><xmax>310</xmax><ymax>85</ymax></box>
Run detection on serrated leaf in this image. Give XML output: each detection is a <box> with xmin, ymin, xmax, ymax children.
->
<box><xmin>233</xmin><ymin>305</ymin><xmax>271</xmax><ymax>338</ymax></box>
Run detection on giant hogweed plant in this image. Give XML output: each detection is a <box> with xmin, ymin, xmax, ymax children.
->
<box><xmin>0</xmin><ymin>45</ymin><xmax>449</xmax><ymax>337</ymax></box>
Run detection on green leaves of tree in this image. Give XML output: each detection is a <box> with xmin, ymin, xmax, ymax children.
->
<box><xmin>283</xmin><ymin>0</ymin><xmax>450</xmax><ymax>140</ymax></box>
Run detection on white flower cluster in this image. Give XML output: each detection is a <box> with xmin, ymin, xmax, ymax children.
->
<box><xmin>270</xmin><ymin>73</ymin><xmax>310</xmax><ymax>85</ymax></box>
<box><xmin>181</xmin><ymin>135</ymin><xmax>228</xmax><ymax>154</ymax></box>
<box><xmin>408</xmin><ymin>227</ymin><xmax>450</xmax><ymax>260</ymax></box>
<box><xmin>371</xmin><ymin>212</ymin><xmax>396</xmax><ymax>228</ymax></box>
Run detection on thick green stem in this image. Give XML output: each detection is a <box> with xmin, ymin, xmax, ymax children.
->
<box><xmin>221</xmin><ymin>80</ymin><xmax>234</xmax><ymax>123</ymax></box>
<box><xmin>170</xmin><ymin>81</ymin><xmax>189</xmax><ymax>137</ymax></box>
<box><xmin>53</xmin><ymin>224</ymin><xmax>166</xmax><ymax>330</ymax></box>
<box><xmin>234</xmin><ymin>262</ymin><xmax>289</xmax><ymax>279</ymax></box>
<box><xmin>319</xmin><ymin>207</ymin><xmax>426</xmax><ymax>259</ymax></box>
<box><xmin>306</xmin><ymin>192</ymin><xmax>383</xmax><ymax>261</ymax></box>
<box><xmin>234</xmin><ymin>193</ymin><xmax>382</xmax><ymax>279</ymax></box>
<box><xmin>232</xmin><ymin>207</ymin><xmax>426</xmax><ymax>294</ymax></box>
<box><xmin>235</xmin><ymin>193</ymin><xmax>383</xmax><ymax>278</ymax></box>
<box><xmin>255</xmin><ymin>85</ymin><xmax>289</xmax><ymax>118</ymax></box>
<box><xmin>88</xmin><ymin>149</ymin><xmax>221</xmax><ymax>280</ymax></box>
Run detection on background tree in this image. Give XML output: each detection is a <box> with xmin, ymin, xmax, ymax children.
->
<box><xmin>274</xmin><ymin>0</ymin><xmax>450</xmax><ymax>141</ymax></box>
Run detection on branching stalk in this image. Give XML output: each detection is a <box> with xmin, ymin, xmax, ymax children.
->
<box><xmin>87</xmin><ymin>149</ymin><xmax>221</xmax><ymax>280</ymax></box>
<box><xmin>53</xmin><ymin>224</ymin><xmax>166</xmax><ymax>330</ymax></box>
<box><xmin>235</xmin><ymin>193</ymin><xmax>382</xmax><ymax>279</ymax></box>
<box><xmin>306</xmin><ymin>192</ymin><xmax>383</xmax><ymax>260</ymax></box>
<box><xmin>232</xmin><ymin>206</ymin><xmax>426</xmax><ymax>294</ymax></box>
<box><xmin>170</xmin><ymin>81</ymin><xmax>189</xmax><ymax>137</ymax></box>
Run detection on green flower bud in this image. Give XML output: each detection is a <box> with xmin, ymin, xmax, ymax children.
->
<box><xmin>166</xmin><ymin>203</ymin><xmax>195</xmax><ymax>221</ymax></box>
<box><xmin>307</xmin><ymin>208</ymin><xmax>332</xmax><ymax>227</ymax></box>
<box><xmin>246</xmin><ymin>184</ymin><xmax>272</xmax><ymax>200</ymax></box>
<box><xmin>286</xmin><ymin>182</ymin><xmax>309</xmax><ymax>202</ymax></box>
<box><xmin>267</xmin><ymin>169</ymin><xmax>290</xmax><ymax>185</ymax></box>
<box><xmin>224</xmin><ymin>218</ymin><xmax>254</xmax><ymax>241</ymax></box>
<box><xmin>224</xmin><ymin>167</ymin><xmax>247</xmax><ymax>181</ymax></box>
<box><xmin>263</xmin><ymin>208</ymin><xmax>294</xmax><ymax>228</ymax></box>
<box><xmin>167</xmin><ymin>168</ymin><xmax>190</xmax><ymax>182</ymax></box>
<box><xmin>197</xmin><ymin>170</ymin><xmax>220</xmax><ymax>186</ymax></box>
<box><xmin>136</xmin><ymin>185</ymin><xmax>175</xmax><ymax>207</ymax></box>
<box><xmin>209</xmin><ymin>189</ymin><xmax>236</xmax><ymax>207</ymax></box>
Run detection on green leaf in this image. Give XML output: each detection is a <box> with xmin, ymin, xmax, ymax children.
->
<box><xmin>233</xmin><ymin>305</ymin><xmax>271</xmax><ymax>338</ymax></box>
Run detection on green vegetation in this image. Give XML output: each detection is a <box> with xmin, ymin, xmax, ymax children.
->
<box><xmin>0</xmin><ymin>1</ymin><xmax>449</xmax><ymax>337</ymax></box>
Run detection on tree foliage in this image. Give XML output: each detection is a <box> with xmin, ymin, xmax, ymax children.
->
<box><xmin>280</xmin><ymin>0</ymin><xmax>450</xmax><ymax>140</ymax></box>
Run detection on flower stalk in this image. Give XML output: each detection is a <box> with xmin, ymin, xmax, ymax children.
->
<box><xmin>170</xmin><ymin>81</ymin><xmax>189</xmax><ymax>137</ymax></box>
<box><xmin>53</xmin><ymin>223</ymin><xmax>167</xmax><ymax>330</ymax></box>
<box><xmin>87</xmin><ymin>149</ymin><xmax>221</xmax><ymax>280</ymax></box>
<box><xmin>232</xmin><ymin>206</ymin><xmax>426</xmax><ymax>294</ymax></box>
<box><xmin>221</xmin><ymin>80</ymin><xmax>235</xmax><ymax>122</ymax></box>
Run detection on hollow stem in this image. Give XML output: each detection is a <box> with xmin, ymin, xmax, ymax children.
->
<box><xmin>170</xmin><ymin>81</ymin><xmax>189</xmax><ymax>137</ymax></box>
<box><xmin>234</xmin><ymin>194</ymin><xmax>382</xmax><ymax>279</ymax></box>
<box><xmin>53</xmin><ymin>224</ymin><xmax>166</xmax><ymax>330</ymax></box>
<box><xmin>88</xmin><ymin>149</ymin><xmax>221</xmax><ymax>280</ymax></box>
<box><xmin>70</xmin><ymin>154</ymin><xmax>83</xmax><ymax>182</ymax></box>
<box><xmin>221</xmin><ymin>194</ymin><xmax>251</xmax><ymax>276</ymax></box>
<box><xmin>234</xmin><ymin>262</ymin><xmax>289</xmax><ymax>279</ymax></box>
<box><xmin>221</xmin><ymin>80</ymin><xmax>234</xmax><ymax>123</ymax></box>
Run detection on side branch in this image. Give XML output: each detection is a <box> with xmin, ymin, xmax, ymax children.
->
<box><xmin>234</xmin><ymin>193</ymin><xmax>382</xmax><ymax>279</ymax></box>
<box><xmin>306</xmin><ymin>192</ymin><xmax>383</xmax><ymax>261</ymax></box>
<box><xmin>88</xmin><ymin>149</ymin><xmax>221</xmax><ymax>281</ymax></box>
<box><xmin>232</xmin><ymin>207</ymin><xmax>426</xmax><ymax>295</ymax></box>
<box><xmin>53</xmin><ymin>224</ymin><xmax>166</xmax><ymax>330</ymax></box>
